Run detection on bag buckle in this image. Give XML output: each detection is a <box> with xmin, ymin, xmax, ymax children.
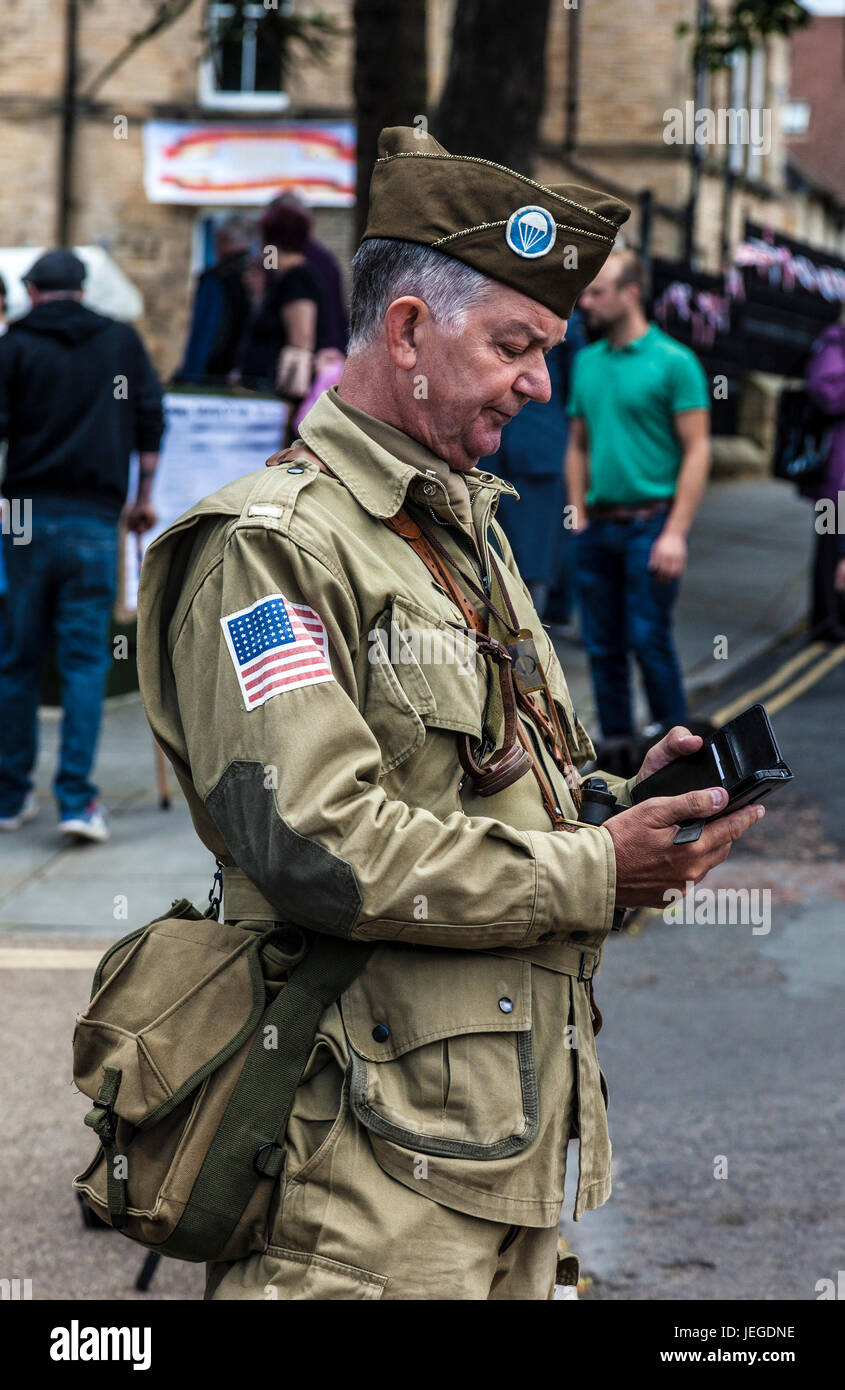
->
<box><xmin>206</xmin><ymin>858</ymin><xmax>224</xmax><ymax>920</ymax></box>
<box><xmin>86</xmin><ymin>1097</ymin><xmax>117</xmax><ymax>1145</ymax></box>
<box><xmin>253</xmin><ymin>1141</ymin><xmax>285</xmax><ymax>1178</ymax></box>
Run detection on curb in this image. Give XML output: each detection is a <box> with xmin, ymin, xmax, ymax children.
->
<box><xmin>685</xmin><ymin>616</ymin><xmax>807</xmax><ymax>707</ymax></box>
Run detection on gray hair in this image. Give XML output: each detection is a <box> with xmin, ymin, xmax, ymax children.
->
<box><xmin>216</xmin><ymin>214</ymin><xmax>254</xmax><ymax>248</ymax></box>
<box><xmin>348</xmin><ymin>238</ymin><xmax>497</xmax><ymax>352</ymax></box>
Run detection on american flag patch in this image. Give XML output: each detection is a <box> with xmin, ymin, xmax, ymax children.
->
<box><xmin>220</xmin><ymin>593</ymin><xmax>334</xmax><ymax>711</ymax></box>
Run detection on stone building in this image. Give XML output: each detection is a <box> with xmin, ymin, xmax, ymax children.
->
<box><xmin>1</xmin><ymin>0</ymin><xmax>841</xmax><ymax>376</ymax></box>
<box><xmin>1</xmin><ymin>0</ymin><xmax>359</xmax><ymax>371</ymax></box>
<box><xmin>539</xmin><ymin>0</ymin><xmax>844</xmax><ymax>269</ymax></box>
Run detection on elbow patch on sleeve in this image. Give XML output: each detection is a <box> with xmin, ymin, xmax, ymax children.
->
<box><xmin>206</xmin><ymin>760</ymin><xmax>362</xmax><ymax>937</ymax></box>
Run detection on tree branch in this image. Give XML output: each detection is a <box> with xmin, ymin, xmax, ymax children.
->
<box><xmin>80</xmin><ymin>0</ymin><xmax>198</xmax><ymax>101</ymax></box>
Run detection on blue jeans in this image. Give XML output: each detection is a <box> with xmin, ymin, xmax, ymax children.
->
<box><xmin>0</xmin><ymin>499</ymin><xmax>118</xmax><ymax>817</ymax></box>
<box><xmin>576</xmin><ymin>511</ymin><xmax>687</xmax><ymax>739</ymax></box>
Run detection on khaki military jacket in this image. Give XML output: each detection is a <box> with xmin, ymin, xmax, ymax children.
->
<box><xmin>137</xmin><ymin>387</ymin><xmax>634</xmax><ymax>1227</ymax></box>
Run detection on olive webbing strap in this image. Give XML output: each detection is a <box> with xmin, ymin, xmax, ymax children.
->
<box><xmin>84</xmin><ymin>1064</ymin><xmax>128</xmax><ymax>1229</ymax></box>
<box><xmin>157</xmin><ymin>934</ymin><xmax>372</xmax><ymax>1262</ymax></box>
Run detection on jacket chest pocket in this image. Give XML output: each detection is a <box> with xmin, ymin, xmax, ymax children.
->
<box><xmin>340</xmin><ymin>947</ymin><xmax>538</xmax><ymax>1160</ymax></box>
<box><xmin>363</xmin><ymin>594</ymin><xmax>486</xmax><ymax>774</ymax></box>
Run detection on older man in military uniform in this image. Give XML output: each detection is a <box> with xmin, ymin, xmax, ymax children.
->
<box><xmin>136</xmin><ymin>127</ymin><xmax>764</xmax><ymax>1300</ymax></box>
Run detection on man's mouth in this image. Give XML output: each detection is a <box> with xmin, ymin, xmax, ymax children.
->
<box><xmin>484</xmin><ymin>407</ymin><xmax>515</xmax><ymax>424</ymax></box>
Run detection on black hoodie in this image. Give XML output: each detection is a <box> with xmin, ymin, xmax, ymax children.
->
<box><xmin>0</xmin><ymin>301</ymin><xmax>165</xmax><ymax>518</ymax></box>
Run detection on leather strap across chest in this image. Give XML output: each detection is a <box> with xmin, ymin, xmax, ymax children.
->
<box><xmin>270</xmin><ymin>445</ymin><xmax>581</xmax><ymax>823</ymax></box>
<box><xmin>382</xmin><ymin>509</ymin><xmax>484</xmax><ymax>636</ymax></box>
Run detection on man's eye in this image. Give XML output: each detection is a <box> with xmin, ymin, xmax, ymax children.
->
<box><xmin>498</xmin><ymin>344</ymin><xmax>522</xmax><ymax>359</ymax></box>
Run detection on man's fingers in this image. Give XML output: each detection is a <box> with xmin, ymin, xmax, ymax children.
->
<box><xmin>698</xmin><ymin>801</ymin><xmax>765</xmax><ymax>855</ymax></box>
<box><xmin>662</xmin><ymin>726</ymin><xmax>702</xmax><ymax>758</ymax></box>
<box><xmin>636</xmin><ymin>725</ymin><xmax>704</xmax><ymax>783</ymax></box>
<box><xmin>671</xmin><ymin>804</ymin><xmax>763</xmax><ymax>887</ymax></box>
<box><xmin>648</xmin><ymin>786</ymin><xmax>728</xmax><ymax>826</ymax></box>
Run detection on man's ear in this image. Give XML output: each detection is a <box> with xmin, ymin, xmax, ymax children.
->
<box><xmin>383</xmin><ymin>296</ymin><xmax>430</xmax><ymax>370</ymax></box>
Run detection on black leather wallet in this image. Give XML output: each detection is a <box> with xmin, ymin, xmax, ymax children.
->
<box><xmin>630</xmin><ymin>703</ymin><xmax>792</xmax><ymax>843</ymax></box>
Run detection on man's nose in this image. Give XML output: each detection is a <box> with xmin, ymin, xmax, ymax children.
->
<box><xmin>516</xmin><ymin>357</ymin><xmax>552</xmax><ymax>404</ymax></box>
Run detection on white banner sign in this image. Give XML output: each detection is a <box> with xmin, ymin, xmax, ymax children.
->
<box><xmin>142</xmin><ymin>121</ymin><xmax>355</xmax><ymax>206</ymax></box>
<box><xmin>124</xmin><ymin>392</ymin><xmax>287</xmax><ymax>612</ymax></box>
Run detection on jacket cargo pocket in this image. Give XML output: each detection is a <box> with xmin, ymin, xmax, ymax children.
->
<box><xmin>341</xmin><ymin>946</ymin><xmax>538</xmax><ymax>1159</ymax></box>
<box><xmin>364</xmin><ymin>594</ymin><xmax>485</xmax><ymax>776</ymax></box>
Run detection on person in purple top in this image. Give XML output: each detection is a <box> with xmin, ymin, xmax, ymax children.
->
<box><xmin>263</xmin><ymin>193</ymin><xmax>349</xmax><ymax>353</ymax></box>
<box><xmin>805</xmin><ymin>314</ymin><xmax>845</xmax><ymax>641</ymax></box>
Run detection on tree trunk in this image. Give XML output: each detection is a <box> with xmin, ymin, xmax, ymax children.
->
<box><xmin>435</xmin><ymin>0</ymin><xmax>551</xmax><ymax>174</ymax></box>
<box><xmin>353</xmin><ymin>0</ymin><xmax>428</xmax><ymax>244</ymax></box>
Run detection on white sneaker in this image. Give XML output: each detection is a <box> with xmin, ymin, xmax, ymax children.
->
<box><xmin>59</xmin><ymin>801</ymin><xmax>110</xmax><ymax>843</ymax></box>
<box><xmin>0</xmin><ymin>790</ymin><xmax>39</xmax><ymax>831</ymax></box>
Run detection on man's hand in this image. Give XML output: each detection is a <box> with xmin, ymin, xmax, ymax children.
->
<box><xmin>125</xmin><ymin>502</ymin><xmax>157</xmax><ymax>534</ymax></box>
<box><xmin>635</xmin><ymin>724</ymin><xmax>702</xmax><ymax>784</ymax></box>
<box><xmin>606</xmin><ymin>787</ymin><xmax>764</xmax><ymax>908</ymax></box>
<box><xmin>648</xmin><ymin>526</ymin><xmax>687</xmax><ymax>581</ymax></box>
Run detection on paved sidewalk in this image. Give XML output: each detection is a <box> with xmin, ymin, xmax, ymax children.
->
<box><xmin>0</xmin><ymin>477</ymin><xmax>812</xmax><ymax>937</ymax></box>
<box><xmin>0</xmin><ymin>699</ymin><xmax>211</xmax><ymax>935</ymax></box>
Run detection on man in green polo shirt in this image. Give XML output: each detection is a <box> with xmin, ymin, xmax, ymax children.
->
<box><xmin>565</xmin><ymin>250</ymin><xmax>711</xmax><ymax>740</ymax></box>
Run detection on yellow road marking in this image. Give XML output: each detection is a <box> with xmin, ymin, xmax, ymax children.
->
<box><xmin>0</xmin><ymin>947</ymin><xmax>101</xmax><ymax>970</ymax></box>
<box><xmin>711</xmin><ymin>642</ymin><xmax>826</xmax><ymax>726</ymax></box>
<box><xmin>765</xmin><ymin>644</ymin><xmax>845</xmax><ymax>715</ymax></box>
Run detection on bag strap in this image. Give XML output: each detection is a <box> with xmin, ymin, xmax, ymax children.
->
<box><xmin>383</xmin><ymin>510</ymin><xmax>485</xmax><ymax>635</ymax></box>
<box><xmin>157</xmin><ymin>932</ymin><xmax>372</xmax><ymax>1262</ymax></box>
<box><xmin>272</xmin><ymin>445</ymin><xmax>578</xmax><ymax>822</ymax></box>
<box><xmin>84</xmin><ymin>1064</ymin><xmax>129</xmax><ymax>1229</ymax></box>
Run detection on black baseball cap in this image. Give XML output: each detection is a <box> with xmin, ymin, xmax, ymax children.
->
<box><xmin>23</xmin><ymin>249</ymin><xmax>87</xmax><ymax>291</ymax></box>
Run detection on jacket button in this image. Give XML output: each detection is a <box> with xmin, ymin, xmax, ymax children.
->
<box><xmin>287</xmin><ymin>465</ymin><xmax>304</xmax><ymax>474</ymax></box>
<box><xmin>572</xmin><ymin>931</ymin><xmax>588</xmax><ymax>942</ymax></box>
<box><xmin>498</xmin><ymin>997</ymin><xmax>514</xmax><ymax>1014</ymax></box>
<box><xmin>371</xmin><ymin>1023</ymin><xmax>390</xmax><ymax>1042</ymax></box>
<box><xmin>422</xmin><ymin>482</ymin><xmax>436</xmax><ymax>496</ymax></box>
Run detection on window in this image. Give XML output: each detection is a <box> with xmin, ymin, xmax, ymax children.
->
<box><xmin>725</xmin><ymin>44</ymin><xmax>769</xmax><ymax>182</ymax></box>
<box><xmin>727</xmin><ymin>50</ymin><xmax>749</xmax><ymax>176</ymax></box>
<box><xmin>200</xmin><ymin>1</ymin><xmax>291</xmax><ymax>111</ymax></box>
<box><xmin>746</xmin><ymin>45</ymin><xmax>767</xmax><ymax>183</ymax></box>
<box><xmin>781</xmin><ymin>101</ymin><xmax>811</xmax><ymax>136</ymax></box>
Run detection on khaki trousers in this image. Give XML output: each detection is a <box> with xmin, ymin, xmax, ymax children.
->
<box><xmin>205</xmin><ymin>1007</ymin><xmax>576</xmax><ymax>1302</ymax></box>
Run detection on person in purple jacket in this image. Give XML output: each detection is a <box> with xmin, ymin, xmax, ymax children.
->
<box><xmin>805</xmin><ymin>313</ymin><xmax>845</xmax><ymax>642</ymax></box>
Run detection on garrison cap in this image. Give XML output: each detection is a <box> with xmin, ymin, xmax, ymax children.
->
<box><xmin>362</xmin><ymin>126</ymin><xmax>631</xmax><ymax>320</ymax></box>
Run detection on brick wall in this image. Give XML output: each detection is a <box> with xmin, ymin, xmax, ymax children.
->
<box><xmin>539</xmin><ymin>0</ymin><xmax>842</xmax><ymax>267</ymax></box>
<box><xmin>0</xmin><ymin>0</ymin><xmax>841</xmax><ymax>381</ymax></box>
<box><xmin>0</xmin><ymin>0</ymin><xmax>357</xmax><ymax>377</ymax></box>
